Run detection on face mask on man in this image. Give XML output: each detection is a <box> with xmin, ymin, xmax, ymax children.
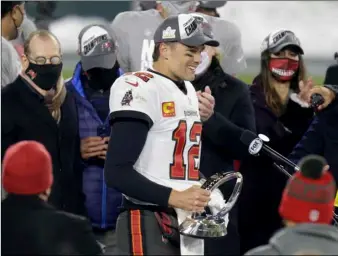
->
<box><xmin>160</xmin><ymin>1</ymin><xmax>197</xmax><ymax>16</ymax></box>
<box><xmin>195</xmin><ymin>51</ymin><xmax>211</xmax><ymax>76</ymax></box>
<box><xmin>25</xmin><ymin>62</ymin><xmax>63</xmax><ymax>91</ymax></box>
<box><xmin>269</xmin><ymin>58</ymin><xmax>299</xmax><ymax>82</ymax></box>
<box><xmin>86</xmin><ymin>67</ymin><xmax>119</xmax><ymax>92</ymax></box>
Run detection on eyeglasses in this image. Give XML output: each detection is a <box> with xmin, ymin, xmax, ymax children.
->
<box><xmin>28</xmin><ymin>56</ymin><xmax>62</xmax><ymax>65</ymax></box>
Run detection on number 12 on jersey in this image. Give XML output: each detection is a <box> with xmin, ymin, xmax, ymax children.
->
<box><xmin>170</xmin><ymin>120</ymin><xmax>202</xmax><ymax>181</ymax></box>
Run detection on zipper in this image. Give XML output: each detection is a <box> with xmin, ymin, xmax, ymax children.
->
<box><xmin>101</xmin><ymin>168</ymin><xmax>107</xmax><ymax>228</ymax></box>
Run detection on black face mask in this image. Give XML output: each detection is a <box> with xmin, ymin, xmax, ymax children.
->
<box><xmin>25</xmin><ymin>62</ymin><xmax>63</xmax><ymax>91</ymax></box>
<box><xmin>86</xmin><ymin>66</ymin><xmax>119</xmax><ymax>91</ymax></box>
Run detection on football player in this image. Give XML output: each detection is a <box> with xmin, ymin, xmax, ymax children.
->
<box><xmin>104</xmin><ymin>14</ymin><xmax>220</xmax><ymax>255</ymax></box>
<box><xmin>111</xmin><ymin>1</ymin><xmax>198</xmax><ymax>72</ymax></box>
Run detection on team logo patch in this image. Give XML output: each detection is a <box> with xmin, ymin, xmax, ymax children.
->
<box><xmin>121</xmin><ymin>90</ymin><xmax>133</xmax><ymax>106</ymax></box>
<box><xmin>162</xmin><ymin>26</ymin><xmax>176</xmax><ymax>39</ymax></box>
<box><xmin>162</xmin><ymin>102</ymin><xmax>176</xmax><ymax>117</ymax></box>
<box><xmin>26</xmin><ymin>69</ymin><xmax>37</xmax><ymax>80</ymax></box>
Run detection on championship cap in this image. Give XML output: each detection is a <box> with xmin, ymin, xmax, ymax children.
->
<box><xmin>154</xmin><ymin>14</ymin><xmax>219</xmax><ymax>47</ymax></box>
<box><xmin>198</xmin><ymin>1</ymin><xmax>227</xmax><ymax>9</ymax></box>
<box><xmin>78</xmin><ymin>24</ymin><xmax>117</xmax><ymax>71</ymax></box>
<box><xmin>261</xmin><ymin>29</ymin><xmax>304</xmax><ymax>55</ymax></box>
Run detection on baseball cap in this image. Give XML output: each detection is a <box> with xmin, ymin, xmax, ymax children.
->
<box><xmin>198</xmin><ymin>1</ymin><xmax>227</xmax><ymax>9</ymax></box>
<box><xmin>261</xmin><ymin>29</ymin><xmax>304</xmax><ymax>55</ymax></box>
<box><xmin>154</xmin><ymin>14</ymin><xmax>219</xmax><ymax>47</ymax></box>
<box><xmin>78</xmin><ymin>24</ymin><xmax>117</xmax><ymax>71</ymax></box>
<box><xmin>2</xmin><ymin>141</ymin><xmax>53</xmax><ymax>195</ymax></box>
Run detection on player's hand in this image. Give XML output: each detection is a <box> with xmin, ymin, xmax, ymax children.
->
<box><xmin>80</xmin><ymin>136</ymin><xmax>108</xmax><ymax>160</ymax></box>
<box><xmin>168</xmin><ymin>185</ymin><xmax>211</xmax><ymax>212</ymax></box>
<box><xmin>197</xmin><ymin>86</ymin><xmax>215</xmax><ymax>122</ymax></box>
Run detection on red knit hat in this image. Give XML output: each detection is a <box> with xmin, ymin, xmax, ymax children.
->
<box><xmin>279</xmin><ymin>155</ymin><xmax>336</xmax><ymax>224</ymax></box>
<box><xmin>2</xmin><ymin>141</ymin><xmax>53</xmax><ymax>195</ymax></box>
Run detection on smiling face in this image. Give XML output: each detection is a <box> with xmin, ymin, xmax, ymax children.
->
<box><xmin>161</xmin><ymin>42</ymin><xmax>205</xmax><ymax>81</ymax></box>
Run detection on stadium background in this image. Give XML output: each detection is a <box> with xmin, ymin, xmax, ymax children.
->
<box><xmin>25</xmin><ymin>1</ymin><xmax>338</xmax><ymax>84</ymax></box>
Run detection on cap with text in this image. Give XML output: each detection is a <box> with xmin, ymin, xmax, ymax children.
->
<box><xmin>153</xmin><ymin>14</ymin><xmax>219</xmax><ymax>47</ymax></box>
<box><xmin>261</xmin><ymin>29</ymin><xmax>304</xmax><ymax>55</ymax></box>
<box><xmin>198</xmin><ymin>1</ymin><xmax>227</xmax><ymax>9</ymax></box>
<box><xmin>78</xmin><ymin>24</ymin><xmax>117</xmax><ymax>71</ymax></box>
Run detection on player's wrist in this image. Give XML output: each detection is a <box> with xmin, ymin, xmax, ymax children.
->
<box><xmin>168</xmin><ymin>189</ymin><xmax>180</xmax><ymax>208</ymax></box>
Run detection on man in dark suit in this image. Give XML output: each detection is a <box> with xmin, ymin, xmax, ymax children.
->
<box><xmin>191</xmin><ymin>15</ymin><xmax>256</xmax><ymax>255</ymax></box>
<box><xmin>1</xmin><ymin>29</ymin><xmax>84</xmax><ymax>215</ymax></box>
<box><xmin>1</xmin><ymin>141</ymin><xmax>102</xmax><ymax>255</ymax></box>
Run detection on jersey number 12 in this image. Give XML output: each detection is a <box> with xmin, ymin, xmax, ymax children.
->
<box><xmin>170</xmin><ymin>120</ymin><xmax>202</xmax><ymax>181</ymax></box>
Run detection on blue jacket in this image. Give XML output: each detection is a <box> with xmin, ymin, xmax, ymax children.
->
<box><xmin>65</xmin><ymin>62</ymin><xmax>123</xmax><ymax>229</ymax></box>
<box><xmin>289</xmin><ymin>98</ymin><xmax>338</xmax><ymax>184</ymax></box>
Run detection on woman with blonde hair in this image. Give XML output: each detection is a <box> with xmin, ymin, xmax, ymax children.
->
<box><xmin>238</xmin><ymin>29</ymin><xmax>318</xmax><ymax>254</ymax></box>
<box><xmin>1</xmin><ymin>30</ymin><xmax>84</xmax><ymax>215</ymax></box>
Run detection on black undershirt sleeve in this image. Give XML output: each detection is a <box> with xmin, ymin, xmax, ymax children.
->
<box><xmin>104</xmin><ymin>116</ymin><xmax>173</xmax><ymax>207</ymax></box>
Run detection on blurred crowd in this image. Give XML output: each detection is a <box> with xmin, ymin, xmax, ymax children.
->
<box><xmin>1</xmin><ymin>1</ymin><xmax>338</xmax><ymax>255</ymax></box>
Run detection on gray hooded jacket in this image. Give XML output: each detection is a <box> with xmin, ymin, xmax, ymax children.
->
<box><xmin>245</xmin><ymin>223</ymin><xmax>338</xmax><ymax>255</ymax></box>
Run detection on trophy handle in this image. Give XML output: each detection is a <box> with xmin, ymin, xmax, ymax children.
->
<box><xmin>179</xmin><ymin>171</ymin><xmax>243</xmax><ymax>238</ymax></box>
<box><xmin>195</xmin><ymin>172</ymin><xmax>243</xmax><ymax>219</ymax></box>
<box><xmin>214</xmin><ymin>172</ymin><xmax>243</xmax><ymax>219</ymax></box>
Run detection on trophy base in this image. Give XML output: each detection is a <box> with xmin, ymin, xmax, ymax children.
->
<box><xmin>179</xmin><ymin>214</ymin><xmax>228</xmax><ymax>239</ymax></box>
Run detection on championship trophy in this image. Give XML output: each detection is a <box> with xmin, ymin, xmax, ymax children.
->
<box><xmin>179</xmin><ymin>172</ymin><xmax>243</xmax><ymax>238</ymax></box>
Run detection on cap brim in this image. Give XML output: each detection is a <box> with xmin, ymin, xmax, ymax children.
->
<box><xmin>271</xmin><ymin>43</ymin><xmax>304</xmax><ymax>55</ymax></box>
<box><xmin>81</xmin><ymin>53</ymin><xmax>117</xmax><ymax>71</ymax></box>
<box><xmin>181</xmin><ymin>33</ymin><xmax>219</xmax><ymax>47</ymax></box>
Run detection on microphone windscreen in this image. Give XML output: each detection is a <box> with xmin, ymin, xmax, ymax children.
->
<box><xmin>298</xmin><ymin>155</ymin><xmax>327</xmax><ymax>179</ymax></box>
<box><xmin>240</xmin><ymin>130</ymin><xmax>257</xmax><ymax>146</ymax></box>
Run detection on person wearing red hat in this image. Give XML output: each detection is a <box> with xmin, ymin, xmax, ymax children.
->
<box><xmin>1</xmin><ymin>141</ymin><xmax>102</xmax><ymax>255</ymax></box>
<box><xmin>244</xmin><ymin>155</ymin><xmax>338</xmax><ymax>255</ymax></box>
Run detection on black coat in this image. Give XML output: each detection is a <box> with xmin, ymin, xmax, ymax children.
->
<box><xmin>1</xmin><ymin>76</ymin><xmax>84</xmax><ymax>215</ymax></box>
<box><xmin>289</xmin><ymin>98</ymin><xmax>338</xmax><ymax>187</ymax></box>
<box><xmin>324</xmin><ymin>64</ymin><xmax>338</xmax><ymax>85</ymax></box>
<box><xmin>193</xmin><ymin>61</ymin><xmax>256</xmax><ymax>256</ymax></box>
<box><xmin>238</xmin><ymin>80</ymin><xmax>314</xmax><ymax>254</ymax></box>
<box><xmin>193</xmin><ymin>60</ymin><xmax>256</xmax><ymax>178</ymax></box>
<box><xmin>1</xmin><ymin>195</ymin><xmax>102</xmax><ymax>255</ymax></box>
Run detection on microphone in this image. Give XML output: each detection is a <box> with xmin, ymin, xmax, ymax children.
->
<box><xmin>240</xmin><ymin>130</ymin><xmax>298</xmax><ymax>171</ymax></box>
<box><xmin>310</xmin><ymin>93</ymin><xmax>324</xmax><ymax>109</ymax></box>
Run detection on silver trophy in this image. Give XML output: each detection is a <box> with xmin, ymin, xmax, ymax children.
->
<box><xmin>179</xmin><ymin>171</ymin><xmax>243</xmax><ymax>238</ymax></box>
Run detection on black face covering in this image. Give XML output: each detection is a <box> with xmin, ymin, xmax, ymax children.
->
<box><xmin>25</xmin><ymin>62</ymin><xmax>63</xmax><ymax>91</ymax></box>
<box><xmin>86</xmin><ymin>65</ymin><xmax>119</xmax><ymax>91</ymax></box>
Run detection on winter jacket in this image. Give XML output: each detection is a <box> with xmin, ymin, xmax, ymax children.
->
<box><xmin>66</xmin><ymin>62</ymin><xmax>122</xmax><ymax>229</ymax></box>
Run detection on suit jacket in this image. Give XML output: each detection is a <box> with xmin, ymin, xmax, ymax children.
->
<box><xmin>192</xmin><ymin>59</ymin><xmax>256</xmax><ymax>256</ymax></box>
<box><xmin>192</xmin><ymin>60</ymin><xmax>256</xmax><ymax>178</ymax></box>
<box><xmin>1</xmin><ymin>195</ymin><xmax>102</xmax><ymax>255</ymax></box>
<box><xmin>1</xmin><ymin>76</ymin><xmax>84</xmax><ymax>214</ymax></box>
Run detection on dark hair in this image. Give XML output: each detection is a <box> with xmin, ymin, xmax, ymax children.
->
<box><xmin>152</xmin><ymin>43</ymin><xmax>161</xmax><ymax>62</ymax></box>
<box><xmin>259</xmin><ymin>50</ymin><xmax>306</xmax><ymax>116</ymax></box>
<box><xmin>1</xmin><ymin>1</ymin><xmax>24</xmax><ymax>18</ymax></box>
